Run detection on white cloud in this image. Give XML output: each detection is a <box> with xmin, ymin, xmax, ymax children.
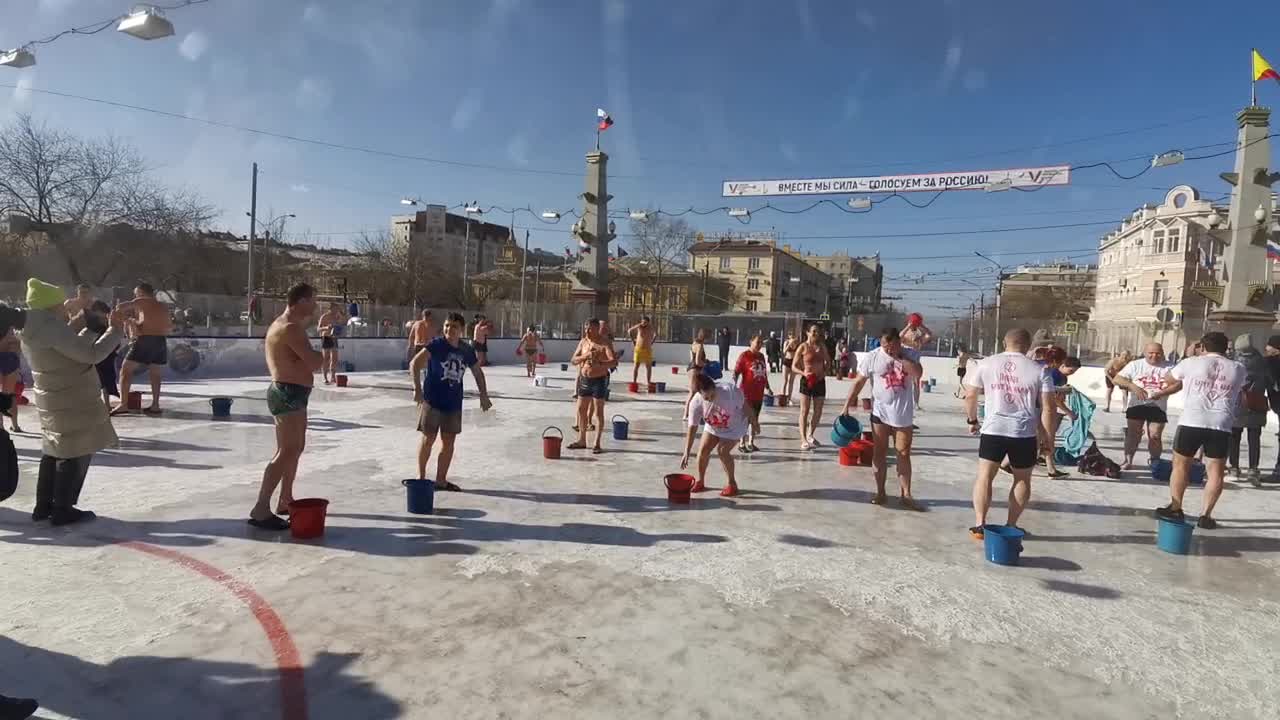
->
<box><xmin>451</xmin><ymin>89</ymin><xmax>482</xmax><ymax>132</ymax></box>
<box><xmin>963</xmin><ymin>69</ymin><xmax>987</xmax><ymax>92</ymax></box>
<box><xmin>506</xmin><ymin>135</ymin><xmax>529</xmax><ymax>166</ymax></box>
<box><xmin>939</xmin><ymin>39</ymin><xmax>963</xmax><ymax>89</ymax></box>
<box><xmin>12</xmin><ymin>73</ymin><xmax>35</xmax><ymax>108</ymax></box>
<box><xmin>179</xmin><ymin>31</ymin><xmax>209</xmax><ymax>62</ymax></box>
<box><xmin>295</xmin><ymin>76</ymin><xmax>333</xmax><ymax>111</ymax></box>
<box><xmin>855</xmin><ymin>9</ymin><xmax>876</xmax><ymax>29</ymax></box>
<box><xmin>290</xmin><ymin>184</ymin><xmax>311</xmax><ymax>193</ymax></box>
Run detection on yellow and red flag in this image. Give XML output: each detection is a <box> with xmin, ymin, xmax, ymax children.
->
<box><xmin>1255</xmin><ymin>49</ymin><xmax>1280</xmax><ymax>83</ymax></box>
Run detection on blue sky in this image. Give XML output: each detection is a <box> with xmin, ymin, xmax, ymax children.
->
<box><xmin>2</xmin><ymin>0</ymin><xmax>1279</xmax><ymax>316</ymax></box>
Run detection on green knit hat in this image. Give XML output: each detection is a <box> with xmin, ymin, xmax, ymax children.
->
<box><xmin>26</xmin><ymin>278</ymin><xmax>66</xmax><ymax>310</ymax></box>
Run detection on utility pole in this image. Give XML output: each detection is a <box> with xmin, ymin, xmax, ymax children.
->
<box><xmin>978</xmin><ymin>291</ymin><xmax>985</xmax><ymax>354</ymax></box>
<box><xmin>968</xmin><ymin>301</ymin><xmax>976</xmax><ymax>351</ymax></box>
<box><xmin>462</xmin><ymin>219</ymin><xmax>471</xmax><ymax>305</ymax></box>
<box><xmin>246</xmin><ymin>162</ymin><xmax>258</xmax><ymax>336</ymax></box>
<box><xmin>533</xmin><ymin>261</ymin><xmax>542</xmax><ymax>329</ymax></box>
<box><xmin>518</xmin><ymin>230</ymin><xmax>530</xmax><ymax>329</ymax></box>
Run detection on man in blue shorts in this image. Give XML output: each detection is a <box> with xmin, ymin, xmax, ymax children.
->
<box><xmin>411</xmin><ymin>312</ymin><xmax>492</xmax><ymax>491</ymax></box>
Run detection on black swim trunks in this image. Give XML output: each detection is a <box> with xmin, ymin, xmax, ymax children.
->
<box><xmin>1126</xmin><ymin>405</ymin><xmax>1168</xmax><ymax>425</ymax></box>
<box><xmin>473</xmin><ymin>341</ymin><xmax>489</xmax><ymax>353</ymax></box>
<box><xmin>125</xmin><ymin>336</ymin><xmax>168</xmax><ymax>366</ymax></box>
<box><xmin>321</xmin><ymin>336</ymin><xmax>337</xmax><ymax>350</ymax></box>
<box><xmin>799</xmin><ymin>375</ymin><xmax>827</xmax><ymax>398</ymax></box>
<box><xmin>577</xmin><ymin>375</ymin><xmax>609</xmax><ymax>399</ymax></box>
<box><xmin>1173</xmin><ymin>426</ymin><xmax>1230</xmax><ymax>460</ymax></box>
<box><xmin>267</xmin><ymin>381</ymin><xmax>312</xmax><ymax>417</ymax></box>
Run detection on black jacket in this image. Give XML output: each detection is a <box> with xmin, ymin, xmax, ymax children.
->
<box><xmin>0</xmin><ymin>394</ymin><xmax>16</xmax><ymax>502</ymax></box>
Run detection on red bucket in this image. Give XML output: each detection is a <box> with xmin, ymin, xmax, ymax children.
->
<box><xmin>336</xmin><ymin>375</ymin><xmax>348</xmax><ymax>387</ymax></box>
<box><xmin>127</xmin><ymin>391</ymin><xmax>143</xmax><ymax>410</ymax></box>
<box><xmin>839</xmin><ymin>446</ymin><xmax>858</xmax><ymax>466</ymax></box>
<box><xmin>860</xmin><ymin>398</ymin><xmax>872</xmax><ymax>411</ymax></box>
<box><xmin>628</xmin><ymin>382</ymin><xmax>639</xmax><ymax>393</ymax></box>
<box><xmin>647</xmin><ymin>383</ymin><xmax>657</xmax><ymax>393</ymax></box>
<box><xmin>665</xmin><ymin>473</ymin><xmax>694</xmax><ymax>504</ymax></box>
<box><xmin>862</xmin><ymin>430</ymin><xmax>873</xmax><ymax>442</ymax></box>
<box><xmin>542</xmin><ymin>426</ymin><xmax>563</xmax><ymax>459</ymax></box>
<box><xmin>777</xmin><ymin>395</ymin><xmax>789</xmax><ymax>407</ymax></box>
<box><xmin>538</xmin><ymin>352</ymin><xmax>547</xmax><ymax>365</ymax></box>
<box><xmin>672</xmin><ymin>366</ymin><xmax>680</xmax><ymax>375</ymax></box>
<box><xmin>14</xmin><ymin>381</ymin><xmax>28</xmax><ymax>406</ymax></box>
<box><xmin>289</xmin><ymin>498</ymin><xmax>330</xmax><ymax>540</ymax></box>
<box><xmin>853</xmin><ymin>440</ymin><xmax>874</xmax><ymax>466</ymax></box>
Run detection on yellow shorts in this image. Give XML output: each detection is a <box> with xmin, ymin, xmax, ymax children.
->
<box><xmin>634</xmin><ymin>347</ymin><xmax>654</xmax><ymax>365</ymax></box>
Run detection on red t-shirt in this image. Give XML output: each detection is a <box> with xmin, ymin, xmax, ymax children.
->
<box><xmin>735</xmin><ymin>350</ymin><xmax>769</xmax><ymax>403</ymax></box>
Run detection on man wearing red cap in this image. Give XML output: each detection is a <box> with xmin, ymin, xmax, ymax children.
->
<box><xmin>901</xmin><ymin>313</ymin><xmax>933</xmax><ymax>410</ymax></box>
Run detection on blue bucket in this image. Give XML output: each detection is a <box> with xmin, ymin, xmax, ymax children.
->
<box><xmin>402</xmin><ymin>479</ymin><xmax>434</xmax><ymax>515</ymax></box>
<box><xmin>655</xmin><ymin>381</ymin><xmax>667</xmax><ymax>393</ymax></box>
<box><xmin>344</xmin><ymin>361</ymin><xmax>355</xmax><ymax>372</ymax></box>
<box><xmin>1156</xmin><ymin>516</ymin><xmax>1194</xmax><ymax>555</ymax></box>
<box><xmin>832</xmin><ymin>415</ymin><xmax>862</xmax><ymax>443</ymax></box>
<box><xmin>922</xmin><ymin>383</ymin><xmax>932</xmax><ymax>393</ymax></box>
<box><xmin>982</xmin><ymin>525</ymin><xmax>1026</xmax><ymax>566</ymax></box>
<box><xmin>1150</xmin><ymin>459</ymin><xmax>1205</xmax><ymax>485</ymax></box>
<box><xmin>209</xmin><ymin>397</ymin><xmax>233</xmax><ymax>418</ymax></box>
<box><xmin>704</xmin><ymin>361</ymin><xmax>723</xmax><ymax>380</ymax></box>
<box><xmin>763</xmin><ymin>394</ymin><xmax>775</xmax><ymax>407</ymax></box>
<box><xmin>612</xmin><ymin>414</ymin><xmax>629</xmax><ymax>440</ymax></box>
<box><xmin>929</xmin><ymin>377</ymin><xmax>937</xmax><ymax>386</ymax></box>
<box><xmin>830</xmin><ymin>428</ymin><xmax>854</xmax><ymax>448</ymax></box>
<box><xmin>560</xmin><ymin>363</ymin><xmax>569</xmax><ymax>371</ymax></box>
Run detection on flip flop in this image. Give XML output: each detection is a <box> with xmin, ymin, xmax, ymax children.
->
<box><xmin>969</xmin><ymin>526</ymin><xmax>985</xmax><ymax>541</ymax></box>
<box><xmin>566</xmin><ymin>441</ymin><xmax>587</xmax><ymax>450</ymax></box>
<box><xmin>690</xmin><ymin>481</ymin><xmax>707</xmax><ymax>493</ymax></box>
<box><xmin>143</xmin><ymin>407</ymin><xmax>163</xmax><ymax>416</ymax></box>
<box><xmin>109</xmin><ymin>406</ymin><xmax>132</xmax><ymax>417</ymax></box>
<box><xmin>1045</xmin><ymin>470</ymin><xmax>1069</xmax><ymax>478</ymax></box>
<box><xmin>276</xmin><ymin>506</ymin><xmax>291</xmax><ymax>516</ymax></box>
<box><xmin>870</xmin><ymin>493</ymin><xmax>887</xmax><ymax>506</ymax></box>
<box><xmin>720</xmin><ymin>484</ymin><xmax>739</xmax><ymax>497</ymax></box>
<box><xmin>592</xmin><ymin>446</ymin><xmax>603</xmax><ymax>454</ymax></box>
<box><xmin>899</xmin><ymin>496</ymin><xmax>925</xmax><ymax>512</ymax></box>
<box><xmin>247</xmin><ymin>515</ymin><xmax>290</xmax><ymax>531</ymax></box>
<box><xmin>437</xmin><ymin>481</ymin><xmax>463</xmax><ymax>492</ymax></box>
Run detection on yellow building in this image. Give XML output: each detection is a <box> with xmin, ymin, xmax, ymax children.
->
<box><xmin>687</xmin><ymin>237</ymin><xmax>831</xmax><ymax>314</ymax></box>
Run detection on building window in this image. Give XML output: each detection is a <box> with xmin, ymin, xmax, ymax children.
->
<box><xmin>1153</xmin><ymin>229</ymin><xmax>1165</xmax><ymax>254</ymax></box>
<box><xmin>719</xmin><ymin>256</ymin><xmax>731</xmax><ymax>271</ymax></box>
<box><xmin>1152</xmin><ymin>279</ymin><xmax>1169</xmax><ymax>306</ymax></box>
<box><xmin>747</xmin><ymin>278</ymin><xmax>760</xmax><ymax>290</ymax></box>
<box><xmin>748</xmin><ymin>257</ymin><xmax>761</xmax><ymax>270</ymax></box>
<box><xmin>745</xmin><ymin>300</ymin><xmax>758</xmax><ymax>312</ymax></box>
<box><xmin>1168</xmin><ymin>227</ymin><xmax>1181</xmax><ymax>254</ymax></box>
<box><xmin>781</xmin><ymin>270</ymin><xmax>792</xmax><ymax>283</ymax></box>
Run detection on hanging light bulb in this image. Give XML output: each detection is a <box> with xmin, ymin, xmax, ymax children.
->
<box><xmin>117</xmin><ymin>7</ymin><xmax>176</xmax><ymax>40</ymax></box>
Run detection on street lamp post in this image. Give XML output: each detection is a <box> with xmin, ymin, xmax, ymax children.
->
<box><xmin>974</xmin><ymin>252</ymin><xmax>1005</xmax><ymax>350</ymax></box>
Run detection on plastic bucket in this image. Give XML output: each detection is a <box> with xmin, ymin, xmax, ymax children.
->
<box><xmin>922</xmin><ymin>383</ymin><xmax>932</xmax><ymax>393</ymax></box>
<box><xmin>344</xmin><ymin>361</ymin><xmax>355</xmax><ymax>372</ymax></box>
<box><xmin>704</xmin><ymin>361</ymin><xmax>723</xmax><ymax>380</ymax></box>
<box><xmin>672</xmin><ymin>366</ymin><xmax>680</xmax><ymax>375</ymax></box>
<box><xmin>832</xmin><ymin>415</ymin><xmax>862</xmax><ymax>443</ymax></box>
<box><xmin>763</xmin><ymin>394</ymin><xmax>774</xmax><ymax>407</ymax></box>
<box><xmin>860</xmin><ymin>398</ymin><xmax>872</xmax><ymax>411</ymax></box>
<box><xmin>542</xmin><ymin>426</ymin><xmax>563</xmax><ymax>459</ymax></box>
<box><xmin>982</xmin><ymin>525</ymin><xmax>1025</xmax><ymax>566</ymax></box>
<box><xmin>402</xmin><ymin>479</ymin><xmax>435</xmax><ymax>515</ymax></box>
<box><xmin>929</xmin><ymin>377</ymin><xmax>937</xmax><ymax>386</ymax></box>
<box><xmin>210</xmin><ymin>397</ymin><xmax>233</xmax><ymax>418</ymax></box>
<box><xmin>127</xmin><ymin>391</ymin><xmax>143</xmax><ymax>410</ymax></box>
<box><xmin>628</xmin><ymin>382</ymin><xmax>640</xmax><ymax>393</ymax></box>
<box><xmin>289</xmin><ymin>498</ymin><xmax>330</xmax><ymax>540</ymax></box>
<box><xmin>853</xmin><ymin>439</ymin><xmax>874</xmax><ymax>466</ymax></box>
<box><xmin>336</xmin><ymin>375</ymin><xmax>349</xmax><ymax>387</ymax></box>
<box><xmin>534</xmin><ymin>376</ymin><xmax>548</xmax><ymax>387</ymax></box>
<box><xmin>838</xmin><ymin>446</ymin><xmax>858</xmax><ymax>466</ymax></box>
<box><xmin>1150</xmin><ymin>459</ymin><xmax>1206</xmax><ymax>485</ymax></box>
<box><xmin>777</xmin><ymin>395</ymin><xmax>789</xmax><ymax>407</ymax></box>
<box><xmin>561</xmin><ymin>363</ymin><xmax>569</xmax><ymax>371</ymax></box>
<box><xmin>665</xmin><ymin>473</ymin><xmax>694</xmax><ymax>504</ymax></box>
<box><xmin>612</xmin><ymin>414</ymin><xmax>629</xmax><ymax>440</ymax></box>
<box><xmin>655</xmin><ymin>382</ymin><xmax>667</xmax><ymax>393</ymax></box>
<box><xmin>862</xmin><ymin>430</ymin><xmax>873</xmax><ymax>442</ymax></box>
<box><xmin>538</xmin><ymin>352</ymin><xmax>547</xmax><ymax>365</ymax></box>
<box><xmin>1156</xmin><ymin>516</ymin><xmax>1195</xmax><ymax>555</ymax></box>
<box><xmin>830</xmin><ymin>427</ymin><xmax>852</xmax><ymax>448</ymax></box>
<box><xmin>648</xmin><ymin>383</ymin><xmax>657</xmax><ymax>393</ymax></box>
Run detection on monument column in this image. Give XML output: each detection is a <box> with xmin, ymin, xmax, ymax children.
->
<box><xmin>1206</xmin><ymin>105</ymin><xmax>1280</xmax><ymax>341</ymax></box>
<box><xmin>568</xmin><ymin>150</ymin><xmax>614</xmax><ymax>322</ymax></box>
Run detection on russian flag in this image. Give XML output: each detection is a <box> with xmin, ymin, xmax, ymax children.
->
<box><xmin>1267</xmin><ymin>240</ymin><xmax>1280</xmax><ymax>261</ymax></box>
<box><xmin>597</xmin><ymin>108</ymin><xmax>614</xmax><ymax>131</ymax></box>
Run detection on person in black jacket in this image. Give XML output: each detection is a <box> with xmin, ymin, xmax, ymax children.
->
<box><xmin>1265</xmin><ymin>336</ymin><xmax>1280</xmax><ymax>483</ymax></box>
<box><xmin>716</xmin><ymin>327</ymin><xmax>732</xmax><ymax>366</ymax></box>
<box><xmin>764</xmin><ymin>332</ymin><xmax>782</xmax><ymax>372</ymax></box>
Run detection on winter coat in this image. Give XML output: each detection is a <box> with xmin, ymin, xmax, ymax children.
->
<box><xmin>19</xmin><ymin>309</ymin><xmax>122</xmax><ymax>459</ymax></box>
<box><xmin>1233</xmin><ymin>346</ymin><xmax>1270</xmax><ymax>430</ymax></box>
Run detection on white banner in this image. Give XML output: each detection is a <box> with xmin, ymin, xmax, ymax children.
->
<box><xmin>722</xmin><ymin>165</ymin><xmax>1070</xmax><ymax>197</ymax></box>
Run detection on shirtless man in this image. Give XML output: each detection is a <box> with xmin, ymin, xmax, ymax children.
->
<box><xmin>900</xmin><ymin>313</ymin><xmax>932</xmax><ymax>410</ymax></box>
<box><xmin>628</xmin><ymin>316</ymin><xmax>657</xmax><ymax>385</ymax></box>
<box><xmin>781</xmin><ymin>331</ymin><xmax>800</xmax><ymax>400</ymax></box>
<box><xmin>1103</xmin><ymin>350</ymin><xmax>1132</xmax><ymax>412</ymax></box>
<box><xmin>317</xmin><ymin>302</ymin><xmax>346</xmax><ymax>384</ymax></box>
<box><xmin>249</xmin><ymin>283</ymin><xmax>323</xmax><ymax>530</ymax></box>
<box><xmin>62</xmin><ymin>284</ymin><xmax>94</xmax><ymax>330</ymax></box>
<box><xmin>408</xmin><ymin>309</ymin><xmax>436</xmax><ymax>362</ymax></box>
<box><xmin>954</xmin><ymin>346</ymin><xmax>972</xmax><ymax>398</ymax></box>
<box><xmin>113</xmin><ymin>282</ymin><xmax>172</xmax><ymax>416</ymax></box>
<box><xmin>472</xmin><ymin>315</ymin><xmax>493</xmax><ymax>367</ymax></box>
<box><xmin>569</xmin><ymin>318</ymin><xmax>617</xmax><ymax>453</ymax></box>
<box><xmin>519</xmin><ymin>325</ymin><xmax>544</xmax><ymax>378</ymax></box>
<box><xmin>792</xmin><ymin>324</ymin><xmax>832</xmax><ymax>449</ymax></box>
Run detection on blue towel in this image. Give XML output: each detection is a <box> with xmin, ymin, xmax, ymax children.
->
<box><xmin>1059</xmin><ymin>388</ymin><xmax>1095</xmax><ymax>459</ymax></box>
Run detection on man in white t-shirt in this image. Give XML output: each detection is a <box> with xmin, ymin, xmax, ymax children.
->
<box><xmin>842</xmin><ymin>327</ymin><xmax>924</xmax><ymax>510</ymax></box>
<box><xmin>963</xmin><ymin>328</ymin><xmax>1054</xmax><ymax>540</ymax></box>
<box><xmin>680</xmin><ymin>375</ymin><xmax>750</xmax><ymax>497</ymax></box>
<box><xmin>1111</xmin><ymin>342</ymin><xmax>1175</xmax><ymax>469</ymax></box>
<box><xmin>1155</xmin><ymin>332</ymin><xmax>1247</xmax><ymax>529</ymax></box>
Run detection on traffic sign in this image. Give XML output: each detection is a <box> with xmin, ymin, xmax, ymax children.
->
<box><xmin>1063</xmin><ymin>321</ymin><xmax>1078</xmax><ymax>334</ymax></box>
<box><xmin>1192</xmin><ymin>282</ymin><xmax>1223</xmax><ymax>305</ymax></box>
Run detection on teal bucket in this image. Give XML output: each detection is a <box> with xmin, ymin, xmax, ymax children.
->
<box><xmin>832</xmin><ymin>415</ymin><xmax>861</xmax><ymax>444</ymax></box>
<box><xmin>612</xmin><ymin>414</ymin><xmax>629</xmax><ymax>440</ymax></box>
<box><xmin>402</xmin><ymin>479</ymin><xmax>434</xmax><ymax>515</ymax></box>
<box><xmin>830</xmin><ymin>428</ymin><xmax>853</xmax><ymax>448</ymax></box>
<box><xmin>1156</xmin><ymin>517</ymin><xmax>1194</xmax><ymax>555</ymax></box>
<box><xmin>655</xmin><ymin>382</ymin><xmax>666</xmax><ymax>393</ymax></box>
<box><xmin>982</xmin><ymin>525</ymin><xmax>1025</xmax><ymax>566</ymax></box>
<box><xmin>209</xmin><ymin>397</ymin><xmax>233</xmax><ymax>418</ymax></box>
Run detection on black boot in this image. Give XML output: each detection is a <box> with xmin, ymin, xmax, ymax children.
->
<box><xmin>31</xmin><ymin>455</ymin><xmax>55</xmax><ymax>521</ymax></box>
<box><xmin>50</xmin><ymin>456</ymin><xmax>95</xmax><ymax>527</ymax></box>
<box><xmin>0</xmin><ymin>694</ymin><xmax>38</xmax><ymax>720</ymax></box>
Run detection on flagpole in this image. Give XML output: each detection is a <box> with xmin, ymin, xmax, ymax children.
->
<box><xmin>596</xmin><ymin>128</ymin><xmax>601</xmax><ymax>152</ymax></box>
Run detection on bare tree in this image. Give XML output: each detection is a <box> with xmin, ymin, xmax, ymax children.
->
<box><xmin>350</xmin><ymin>230</ymin><xmax>467</xmax><ymax>308</ymax></box>
<box><xmin>0</xmin><ymin>114</ymin><xmax>215</xmax><ymax>284</ymax></box>
<box><xmin>624</xmin><ymin>212</ymin><xmax>698</xmax><ymax>313</ymax></box>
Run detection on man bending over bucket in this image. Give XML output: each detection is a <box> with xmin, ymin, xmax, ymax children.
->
<box><xmin>680</xmin><ymin>373</ymin><xmax>749</xmax><ymax>497</ymax></box>
<box><xmin>844</xmin><ymin>327</ymin><xmax>924</xmax><ymax>510</ymax></box>
<box><xmin>249</xmin><ymin>283</ymin><xmax>323</xmax><ymax>531</ymax></box>
<box><xmin>411</xmin><ymin>312</ymin><xmax>492</xmax><ymax>491</ymax></box>
<box><xmin>964</xmin><ymin>328</ymin><xmax>1054</xmax><ymax>540</ymax></box>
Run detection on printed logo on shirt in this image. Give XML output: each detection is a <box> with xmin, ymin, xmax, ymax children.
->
<box><xmin>706</xmin><ymin>406</ymin><xmax>731</xmax><ymax>429</ymax></box>
<box><xmin>881</xmin><ymin>360</ymin><xmax>907</xmax><ymax>391</ymax></box>
<box><xmin>441</xmin><ymin>353</ymin><xmax>466</xmax><ymax>384</ymax></box>
<box><xmin>1193</xmin><ymin>359</ymin><xmax>1232</xmax><ymax>404</ymax></box>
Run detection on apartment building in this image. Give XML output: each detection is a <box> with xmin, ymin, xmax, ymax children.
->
<box><xmin>687</xmin><ymin>236</ymin><xmax>832</xmax><ymax>314</ymax></box>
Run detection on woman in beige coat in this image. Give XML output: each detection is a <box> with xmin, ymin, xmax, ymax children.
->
<box><xmin>18</xmin><ymin>279</ymin><xmax>123</xmax><ymax>526</ymax></box>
